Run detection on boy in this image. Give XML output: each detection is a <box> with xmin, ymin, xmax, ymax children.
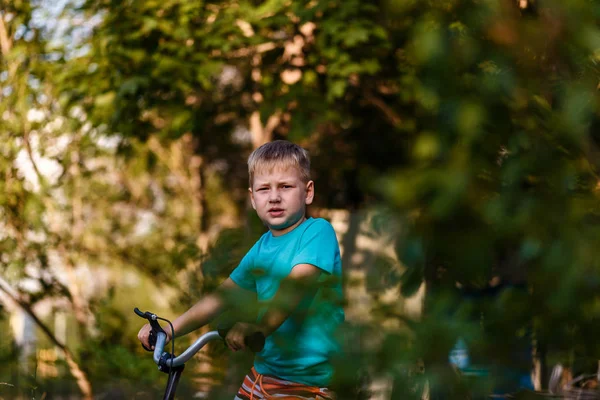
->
<box><xmin>138</xmin><ymin>140</ymin><xmax>344</xmax><ymax>399</ymax></box>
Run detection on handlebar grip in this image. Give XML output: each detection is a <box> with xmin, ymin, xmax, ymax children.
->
<box><xmin>140</xmin><ymin>331</ymin><xmax>155</xmax><ymax>352</ymax></box>
<box><xmin>245</xmin><ymin>331</ymin><xmax>265</xmax><ymax>353</ymax></box>
<box><xmin>217</xmin><ymin>324</ymin><xmax>265</xmax><ymax>353</ymax></box>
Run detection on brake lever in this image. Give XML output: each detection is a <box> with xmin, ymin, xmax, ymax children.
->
<box><xmin>134</xmin><ymin>307</ymin><xmax>167</xmax><ymax>352</ymax></box>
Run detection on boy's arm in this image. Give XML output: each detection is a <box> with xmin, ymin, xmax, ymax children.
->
<box><xmin>138</xmin><ymin>277</ymin><xmax>244</xmax><ymax>349</ymax></box>
<box><xmin>171</xmin><ymin>277</ymin><xmax>240</xmax><ymax>337</ymax></box>
<box><xmin>259</xmin><ymin>263</ymin><xmax>321</xmax><ymax>335</ymax></box>
<box><xmin>224</xmin><ymin>263</ymin><xmax>321</xmax><ymax>351</ymax></box>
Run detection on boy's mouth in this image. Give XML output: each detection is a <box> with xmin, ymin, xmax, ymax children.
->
<box><xmin>268</xmin><ymin>208</ymin><xmax>284</xmax><ymax>217</ymax></box>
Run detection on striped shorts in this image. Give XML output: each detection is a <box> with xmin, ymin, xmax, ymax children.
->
<box><xmin>234</xmin><ymin>367</ymin><xmax>335</xmax><ymax>400</ymax></box>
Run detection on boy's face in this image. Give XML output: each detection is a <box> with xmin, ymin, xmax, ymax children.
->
<box><xmin>249</xmin><ymin>166</ymin><xmax>314</xmax><ymax>236</ymax></box>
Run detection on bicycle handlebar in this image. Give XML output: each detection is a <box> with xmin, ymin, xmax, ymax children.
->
<box><xmin>152</xmin><ymin>330</ymin><xmax>222</xmax><ymax>368</ymax></box>
<box><xmin>134</xmin><ymin>308</ymin><xmax>265</xmax><ymax>371</ymax></box>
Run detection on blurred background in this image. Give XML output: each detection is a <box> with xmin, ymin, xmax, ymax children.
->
<box><xmin>2</xmin><ymin>0</ymin><xmax>600</xmax><ymax>398</ymax></box>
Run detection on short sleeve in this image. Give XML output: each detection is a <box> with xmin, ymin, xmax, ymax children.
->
<box><xmin>291</xmin><ymin>219</ymin><xmax>339</xmax><ymax>274</ymax></box>
<box><xmin>230</xmin><ymin>245</ymin><xmax>258</xmax><ymax>292</ymax></box>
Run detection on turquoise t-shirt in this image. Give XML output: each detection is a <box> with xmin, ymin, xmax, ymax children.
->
<box><xmin>229</xmin><ymin>217</ymin><xmax>344</xmax><ymax>387</ymax></box>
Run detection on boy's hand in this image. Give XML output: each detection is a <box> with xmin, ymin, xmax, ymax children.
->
<box><xmin>225</xmin><ymin>322</ymin><xmax>263</xmax><ymax>352</ymax></box>
<box><xmin>137</xmin><ymin>323</ymin><xmax>171</xmax><ymax>350</ymax></box>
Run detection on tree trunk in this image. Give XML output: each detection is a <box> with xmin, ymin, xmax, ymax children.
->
<box><xmin>249</xmin><ymin>54</ymin><xmax>281</xmax><ymax>149</ymax></box>
<box><xmin>63</xmin><ymin>148</ymin><xmax>97</xmax><ymax>340</ymax></box>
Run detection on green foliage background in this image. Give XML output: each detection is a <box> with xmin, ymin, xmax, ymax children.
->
<box><xmin>2</xmin><ymin>0</ymin><xmax>600</xmax><ymax>398</ymax></box>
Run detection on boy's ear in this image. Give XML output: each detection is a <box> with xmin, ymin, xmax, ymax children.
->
<box><xmin>305</xmin><ymin>180</ymin><xmax>315</xmax><ymax>205</ymax></box>
<box><xmin>249</xmin><ymin>188</ymin><xmax>257</xmax><ymax>210</ymax></box>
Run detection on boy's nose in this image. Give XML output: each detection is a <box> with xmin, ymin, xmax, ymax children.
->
<box><xmin>269</xmin><ymin>191</ymin><xmax>281</xmax><ymax>202</ymax></box>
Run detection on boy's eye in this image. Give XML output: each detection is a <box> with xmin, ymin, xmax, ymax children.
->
<box><xmin>257</xmin><ymin>187</ymin><xmax>268</xmax><ymax>191</ymax></box>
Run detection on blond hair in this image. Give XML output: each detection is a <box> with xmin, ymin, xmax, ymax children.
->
<box><xmin>248</xmin><ymin>140</ymin><xmax>311</xmax><ymax>186</ymax></box>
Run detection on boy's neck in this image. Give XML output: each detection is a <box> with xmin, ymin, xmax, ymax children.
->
<box><xmin>270</xmin><ymin>215</ymin><xmax>307</xmax><ymax>237</ymax></box>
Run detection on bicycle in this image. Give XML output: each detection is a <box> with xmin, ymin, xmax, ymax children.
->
<box><xmin>134</xmin><ymin>307</ymin><xmax>265</xmax><ymax>400</ymax></box>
